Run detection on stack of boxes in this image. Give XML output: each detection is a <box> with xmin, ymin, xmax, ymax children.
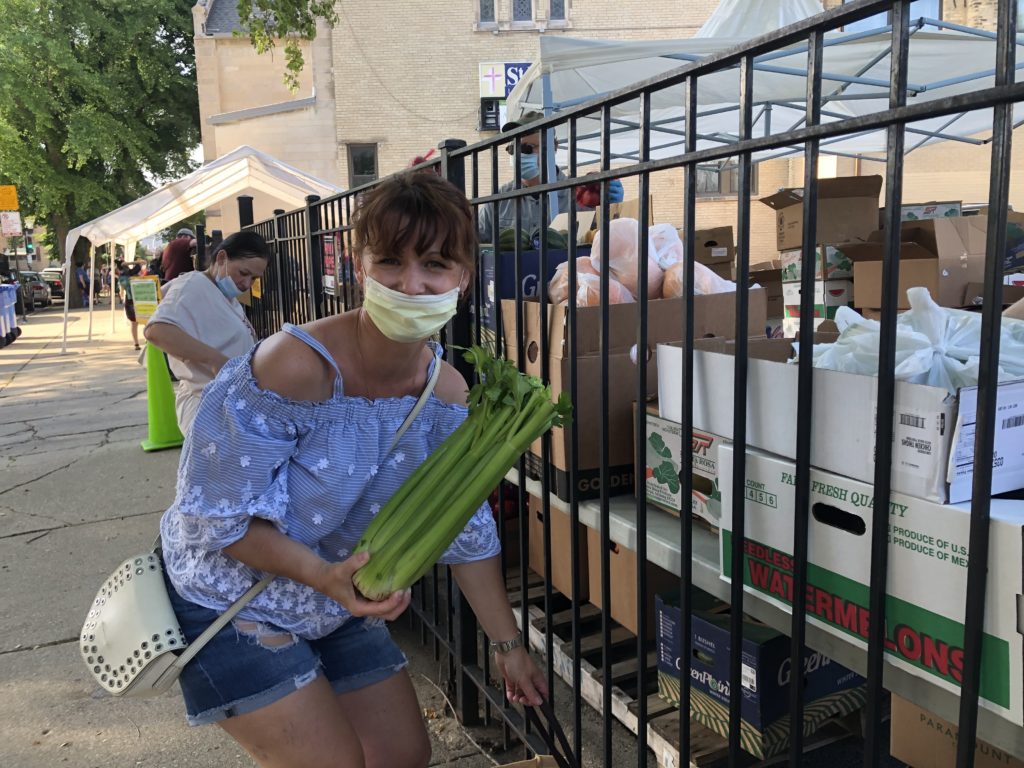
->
<box><xmin>759</xmin><ymin>176</ymin><xmax>882</xmax><ymax>336</ymax></box>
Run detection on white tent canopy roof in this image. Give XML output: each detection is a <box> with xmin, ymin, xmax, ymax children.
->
<box><xmin>60</xmin><ymin>144</ymin><xmax>342</xmax><ymax>352</ymax></box>
<box><xmin>506</xmin><ymin>2</ymin><xmax>1024</xmax><ymax>164</ymax></box>
<box><xmin>62</xmin><ymin>144</ymin><xmax>342</xmax><ymax>257</ymax></box>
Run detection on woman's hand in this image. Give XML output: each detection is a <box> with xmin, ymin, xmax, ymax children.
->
<box><xmin>314</xmin><ymin>551</ymin><xmax>411</xmax><ymax>621</ymax></box>
<box><xmin>494</xmin><ymin>646</ymin><xmax>548</xmax><ymax>707</ymax></box>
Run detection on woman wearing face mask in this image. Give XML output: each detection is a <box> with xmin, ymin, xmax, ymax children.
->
<box><xmin>157</xmin><ymin>173</ymin><xmax>546</xmax><ymax>768</ymax></box>
<box><xmin>144</xmin><ymin>230</ymin><xmax>269</xmax><ymax>433</ymax></box>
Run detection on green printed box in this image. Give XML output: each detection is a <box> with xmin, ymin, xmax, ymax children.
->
<box><xmin>641</xmin><ymin>405</ymin><xmax>724</xmax><ymax>527</ymax></box>
<box><xmin>718</xmin><ymin>443</ymin><xmax>1024</xmax><ymax>726</ymax></box>
<box><xmin>779</xmin><ymin>245</ymin><xmax>854</xmax><ymax>283</ymax></box>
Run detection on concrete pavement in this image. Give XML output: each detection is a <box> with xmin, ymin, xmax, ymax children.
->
<box><xmin>0</xmin><ymin>305</ymin><xmax>646</xmax><ymax>768</ymax></box>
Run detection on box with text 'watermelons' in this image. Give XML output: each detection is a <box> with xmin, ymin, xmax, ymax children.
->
<box><xmin>718</xmin><ymin>443</ymin><xmax>1024</xmax><ymax>725</ymax></box>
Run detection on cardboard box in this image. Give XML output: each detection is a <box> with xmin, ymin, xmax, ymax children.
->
<box><xmin>691</xmin><ymin>226</ymin><xmax>735</xmax><ymax>266</ymax></box>
<box><xmin>549</xmin><ymin>210</ymin><xmax>596</xmax><ymax>245</ymax></box>
<box><xmin>656</xmin><ymin>593</ymin><xmax>866</xmax><ymax>759</ymax></box>
<box><xmin>899</xmin><ymin>201</ymin><xmax>963</xmax><ymax>222</ymax></box>
<box><xmin>640</xmin><ymin>403</ymin><xmax>725</xmax><ymax>527</ymax></box>
<box><xmin>586</xmin><ymin>527</ymin><xmax>676</xmax><ymax>637</ymax></box>
<box><xmin>782</xmin><ymin>279</ymin><xmax>854</xmax><ymax>320</ymax></box>
<box><xmin>781</xmin><ymin>316</ymin><xmax>830</xmax><ymax>337</ymax></box>
<box><xmin>963</xmin><ymin>282</ymin><xmax>1024</xmax><ymax>308</ymax></box>
<box><xmin>847</xmin><ymin>217</ymin><xmax>992</xmax><ymax>309</ymax></box>
<box><xmin>478</xmin><ymin>246</ymin><xmax>578</xmax><ymax>331</ymax></box>
<box><xmin>527</xmin><ymin>494</ymin><xmax>589</xmax><ymax>600</ymax></box>
<box><xmin>502</xmin><ymin>290</ymin><xmax>767</xmax><ymax>502</ymax></box>
<box><xmin>593</xmin><ymin>196</ymin><xmax>655</xmax><ymax>229</ymax></box>
<box><xmin>759</xmin><ymin>175</ymin><xmax>883</xmax><ymax>251</ymax></box>
<box><xmin>717</xmin><ymin>443</ymin><xmax>1024</xmax><ymax>725</ymax></box>
<box><xmin>779</xmin><ymin>245</ymin><xmax>854</xmax><ymax>283</ymax></box>
<box><xmin>890</xmin><ymin>694</ymin><xmax>1024</xmax><ymax>768</ymax></box>
<box><xmin>656</xmin><ymin>338</ymin><xmax>1024</xmax><ymax>503</ymax></box>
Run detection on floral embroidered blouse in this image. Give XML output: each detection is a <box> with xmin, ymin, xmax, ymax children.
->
<box><xmin>160</xmin><ymin>323</ymin><xmax>501</xmax><ymax>639</ymax></box>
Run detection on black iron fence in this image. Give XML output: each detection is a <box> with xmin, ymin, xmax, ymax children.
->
<box><xmin>240</xmin><ymin>1</ymin><xmax>1023</xmax><ymax>765</ymax></box>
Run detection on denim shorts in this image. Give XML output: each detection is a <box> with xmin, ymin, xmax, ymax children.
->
<box><xmin>165</xmin><ymin>571</ymin><xmax>408</xmax><ymax>726</ymax></box>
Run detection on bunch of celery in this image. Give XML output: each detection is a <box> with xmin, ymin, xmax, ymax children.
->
<box><xmin>352</xmin><ymin>346</ymin><xmax>572</xmax><ymax>601</ymax></box>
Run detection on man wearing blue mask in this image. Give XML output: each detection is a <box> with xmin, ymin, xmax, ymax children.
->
<box><xmin>477</xmin><ymin>111</ymin><xmax>624</xmax><ymax>246</ymax></box>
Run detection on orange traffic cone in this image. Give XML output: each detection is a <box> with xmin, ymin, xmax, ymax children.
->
<box><xmin>141</xmin><ymin>342</ymin><xmax>184</xmax><ymax>452</ymax></box>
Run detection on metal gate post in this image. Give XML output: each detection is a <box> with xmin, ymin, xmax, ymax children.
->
<box><xmin>194</xmin><ymin>224</ymin><xmax>206</xmax><ymax>272</ymax></box>
<box><xmin>305</xmin><ymin>195</ymin><xmax>324</xmax><ymax>320</ymax></box>
<box><xmin>439</xmin><ymin>136</ymin><xmax>480</xmax><ymax>727</ymax></box>
<box><xmin>273</xmin><ymin>209</ymin><xmax>289</xmax><ymax>326</ymax></box>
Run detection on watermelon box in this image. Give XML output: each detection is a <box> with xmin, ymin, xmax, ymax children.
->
<box><xmin>779</xmin><ymin>245</ymin><xmax>854</xmax><ymax>283</ymax></box>
<box><xmin>717</xmin><ymin>443</ymin><xmax>1024</xmax><ymax>725</ymax></box>
<box><xmin>781</xmin><ymin>279</ymin><xmax>853</xmax><ymax>320</ymax></box>
<box><xmin>655</xmin><ymin>592</ymin><xmax>865</xmax><ymax>759</ymax></box>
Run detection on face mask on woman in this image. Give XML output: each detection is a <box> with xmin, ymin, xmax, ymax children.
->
<box><xmin>215</xmin><ymin>274</ymin><xmax>242</xmax><ymax>300</ymax></box>
<box><xmin>361</xmin><ymin>275</ymin><xmax>460</xmax><ymax>343</ymax></box>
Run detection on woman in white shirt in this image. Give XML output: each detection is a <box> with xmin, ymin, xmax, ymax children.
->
<box><xmin>144</xmin><ymin>231</ymin><xmax>270</xmax><ymax>433</ymax></box>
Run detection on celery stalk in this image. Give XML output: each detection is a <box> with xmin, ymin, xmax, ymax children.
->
<box><xmin>351</xmin><ymin>347</ymin><xmax>572</xmax><ymax>601</ymax></box>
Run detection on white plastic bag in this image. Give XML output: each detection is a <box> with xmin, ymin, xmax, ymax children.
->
<box><xmin>590</xmin><ymin>218</ymin><xmax>664</xmax><ymax>299</ymax></box>
<box><xmin>812</xmin><ymin>287</ymin><xmax>1024</xmax><ymax>393</ymax></box>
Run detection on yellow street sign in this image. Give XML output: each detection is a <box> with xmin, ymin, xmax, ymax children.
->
<box><xmin>0</xmin><ymin>185</ymin><xmax>18</xmax><ymax>211</ymax></box>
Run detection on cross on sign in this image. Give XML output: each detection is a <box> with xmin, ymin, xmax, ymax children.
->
<box><xmin>482</xmin><ymin>67</ymin><xmax>502</xmax><ymax>93</ymax></box>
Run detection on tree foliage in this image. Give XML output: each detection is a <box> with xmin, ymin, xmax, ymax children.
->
<box><xmin>0</xmin><ymin>0</ymin><xmax>199</xmax><ymax>304</ymax></box>
<box><xmin>237</xmin><ymin>0</ymin><xmax>337</xmax><ymax>91</ymax></box>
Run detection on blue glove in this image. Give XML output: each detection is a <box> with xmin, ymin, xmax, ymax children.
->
<box><xmin>608</xmin><ymin>179</ymin><xmax>624</xmax><ymax>204</ymax></box>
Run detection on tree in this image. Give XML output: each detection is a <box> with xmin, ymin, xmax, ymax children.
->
<box><xmin>237</xmin><ymin>0</ymin><xmax>337</xmax><ymax>91</ymax></box>
<box><xmin>0</xmin><ymin>0</ymin><xmax>199</xmax><ymax>308</ymax></box>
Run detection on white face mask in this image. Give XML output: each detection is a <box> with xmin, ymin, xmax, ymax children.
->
<box><xmin>362</xmin><ymin>275</ymin><xmax>460</xmax><ymax>343</ymax></box>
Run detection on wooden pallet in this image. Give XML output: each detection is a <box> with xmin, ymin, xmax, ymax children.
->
<box><xmin>507</xmin><ymin>568</ymin><xmax>865</xmax><ymax>768</ymax></box>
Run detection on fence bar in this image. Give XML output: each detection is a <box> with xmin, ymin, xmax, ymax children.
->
<box><xmin>304</xmin><ymin>196</ymin><xmax>323</xmax><ymax>321</ymax></box>
<box><xmin>598</xmin><ymin>102</ymin><xmax>613</xmax><ymax>768</ymax></box>
<box><xmin>727</xmin><ymin>53</ymin><xmax>754</xmax><ymax>766</ymax></box>
<box><xmin>789</xmin><ymin>27</ymin><xmax>824</xmax><ymax>764</ymax></box>
<box><xmin>635</xmin><ymin>89</ymin><xmax>652</xmax><ymax>767</ymax></box>
<box><xmin>956</xmin><ymin>0</ymin><xmax>1016</xmax><ymax>764</ymax></box>
<box><xmin>237</xmin><ymin>195</ymin><xmax>253</xmax><ymax>228</ymax></box>
<box><xmin>566</xmin><ymin>114</ymin><xmax>585</xmax><ymax>764</ymax></box>
<box><xmin>864</xmin><ymin>3</ymin><xmax>910</xmax><ymax>766</ymax></box>
<box><xmin>677</xmin><ymin>71</ymin><xmax>698</xmax><ymax>766</ymax></box>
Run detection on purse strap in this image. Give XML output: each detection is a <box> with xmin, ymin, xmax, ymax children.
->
<box><xmin>155</xmin><ymin>351</ymin><xmax>442</xmax><ymax>684</ymax></box>
<box><xmin>389</xmin><ymin>350</ymin><xmax>441</xmax><ymax>452</ymax></box>
<box><xmin>524</xmin><ymin>701</ymin><xmax>578</xmax><ymax>768</ymax></box>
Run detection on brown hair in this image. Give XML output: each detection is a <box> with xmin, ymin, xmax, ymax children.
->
<box><xmin>353</xmin><ymin>173</ymin><xmax>477</xmax><ymax>275</ymax></box>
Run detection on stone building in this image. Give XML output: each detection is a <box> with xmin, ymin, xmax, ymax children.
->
<box><xmin>191</xmin><ymin>0</ymin><xmax>1022</xmax><ymax>260</ymax></box>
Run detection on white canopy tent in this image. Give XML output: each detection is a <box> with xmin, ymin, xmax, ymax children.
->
<box><xmin>61</xmin><ymin>145</ymin><xmax>342</xmax><ymax>352</ymax></box>
<box><xmin>505</xmin><ymin>0</ymin><xmax>1024</xmax><ymax>166</ymax></box>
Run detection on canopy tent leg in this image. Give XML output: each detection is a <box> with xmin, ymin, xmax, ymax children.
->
<box><xmin>87</xmin><ymin>245</ymin><xmax>96</xmax><ymax>342</ymax></box>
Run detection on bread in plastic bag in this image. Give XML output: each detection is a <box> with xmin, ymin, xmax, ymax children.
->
<box><xmin>662</xmin><ymin>260</ymin><xmax>739</xmax><ymax>298</ymax></box>
<box><xmin>649</xmin><ymin>224</ymin><xmax>685</xmax><ymax>270</ymax></box>
<box><xmin>589</xmin><ymin>218</ymin><xmax>664</xmax><ymax>299</ymax></box>
<box><xmin>576</xmin><ymin>273</ymin><xmax>634</xmax><ymax>306</ymax></box>
<box><xmin>548</xmin><ymin>257</ymin><xmax>599</xmax><ymax>304</ymax></box>
<box><xmin>811</xmin><ymin>286</ymin><xmax>1024</xmax><ymax>394</ymax></box>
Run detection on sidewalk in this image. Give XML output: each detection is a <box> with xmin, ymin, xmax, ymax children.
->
<box><xmin>0</xmin><ymin>307</ymin><xmax>647</xmax><ymax>768</ymax></box>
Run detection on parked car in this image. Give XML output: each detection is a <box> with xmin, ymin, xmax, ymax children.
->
<box><xmin>20</xmin><ymin>271</ymin><xmax>52</xmax><ymax>307</ymax></box>
<box><xmin>41</xmin><ymin>266</ymin><xmax>65</xmax><ymax>299</ymax></box>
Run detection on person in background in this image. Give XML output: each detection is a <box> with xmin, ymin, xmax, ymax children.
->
<box><xmin>143</xmin><ymin>231</ymin><xmax>269</xmax><ymax>433</ymax></box>
<box><xmin>75</xmin><ymin>261</ymin><xmax>91</xmax><ymax>306</ymax></box>
<box><xmin>477</xmin><ymin>110</ymin><xmax>624</xmax><ymax>245</ymax></box>
<box><xmin>160</xmin><ymin>227</ymin><xmax>197</xmax><ymax>283</ymax></box>
<box><xmin>116</xmin><ymin>260</ymin><xmax>143</xmax><ymax>350</ymax></box>
<box><xmin>158</xmin><ymin>173</ymin><xmax>545</xmax><ymax>767</ymax></box>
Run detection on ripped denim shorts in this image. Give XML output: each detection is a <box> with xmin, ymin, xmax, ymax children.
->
<box><xmin>164</xmin><ymin>570</ymin><xmax>408</xmax><ymax>726</ymax></box>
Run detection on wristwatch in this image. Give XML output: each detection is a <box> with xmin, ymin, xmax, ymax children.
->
<box><xmin>489</xmin><ymin>631</ymin><xmax>524</xmax><ymax>654</ymax></box>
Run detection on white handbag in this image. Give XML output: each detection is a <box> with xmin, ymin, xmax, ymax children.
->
<box><xmin>80</xmin><ymin>548</ymin><xmax>273</xmax><ymax>698</ymax></box>
<box><xmin>80</xmin><ymin>354</ymin><xmax>441</xmax><ymax>698</ymax></box>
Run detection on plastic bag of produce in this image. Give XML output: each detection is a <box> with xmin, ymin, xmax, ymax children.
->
<box><xmin>590</xmin><ymin>218</ymin><xmax>664</xmax><ymax>299</ymax></box>
<box><xmin>812</xmin><ymin>286</ymin><xmax>1024</xmax><ymax>393</ymax></box>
